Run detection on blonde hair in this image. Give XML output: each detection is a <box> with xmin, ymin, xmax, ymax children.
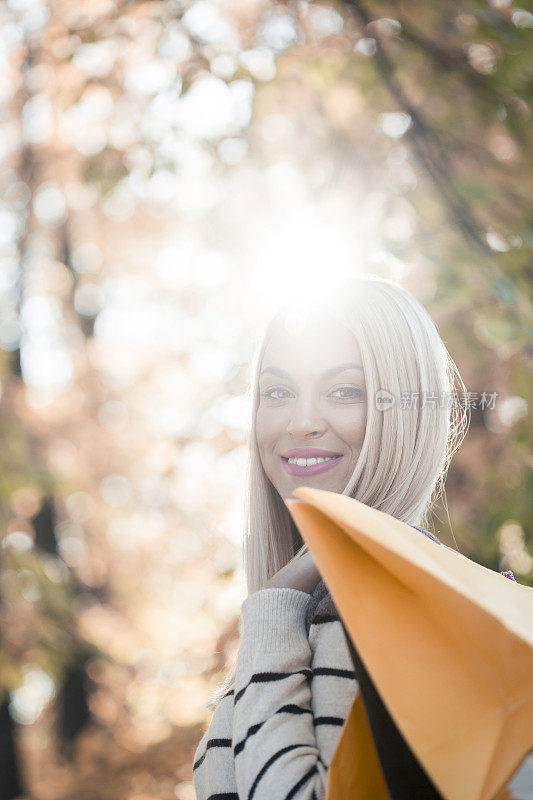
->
<box><xmin>206</xmin><ymin>275</ymin><xmax>469</xmax><ymax>710</ymax></box>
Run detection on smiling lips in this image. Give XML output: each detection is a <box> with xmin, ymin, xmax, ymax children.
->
<box><xmin>281</xmin><ymin>448</ymin><xmax>344</xmax><ymax>476</ymax></box>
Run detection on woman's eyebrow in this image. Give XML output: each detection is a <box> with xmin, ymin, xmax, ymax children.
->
<box><xmin>260</xmin><ymin>362</ymin><xmax>364</xmax><ymax>379</ymax></box>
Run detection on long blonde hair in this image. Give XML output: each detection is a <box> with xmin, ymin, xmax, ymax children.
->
<box><xmin>206</xmin><ymin>275</ymin><xmax>469</xmax><ymax>710</ymax></box>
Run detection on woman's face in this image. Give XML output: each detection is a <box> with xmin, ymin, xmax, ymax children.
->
<box><xmin>256</xmin><ymin>314</ymin><xmax>367</xmax><ymax>502</ymax></box>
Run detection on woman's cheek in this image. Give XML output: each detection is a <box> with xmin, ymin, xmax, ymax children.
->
<box><xmin>335</xmin><ymin>412</ymin><xmax>366</xmax><ymax>447</ymax></box>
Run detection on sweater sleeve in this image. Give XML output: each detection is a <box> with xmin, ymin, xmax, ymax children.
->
<box><xmin>193</xmin><ymin>679</ymin><xmax>240</xmax><ymax>800</ymax></box>
<box><xmin>232</xmin><ymin>587</ymin><xmax>328</xmax><ymax>800</ymax></box>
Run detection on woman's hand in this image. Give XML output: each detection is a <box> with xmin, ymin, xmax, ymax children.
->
<box><xmin>263</xmin><ymin>550</ymin><xmax>322</xmax><ymax>595</ymax></box>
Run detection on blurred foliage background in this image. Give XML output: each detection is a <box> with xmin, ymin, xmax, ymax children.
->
<box><xmin>0</xmin><ymin>0</ymin><xmax>531</xmax><ymax>798</ymax></box>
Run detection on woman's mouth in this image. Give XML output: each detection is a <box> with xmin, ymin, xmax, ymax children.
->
<box><xmin>281</xmin><ymin>455</ymin><xmax>343</xmax><ymax>476</ymax></box>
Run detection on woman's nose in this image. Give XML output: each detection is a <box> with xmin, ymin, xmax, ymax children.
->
<box><xmin>286</xmin><ymin>395</ymin><xmax>326</xmax><ymax>437</ymax></box>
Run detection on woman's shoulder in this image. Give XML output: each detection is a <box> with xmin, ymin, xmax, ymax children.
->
<box><xmin>410</xmin><ymin>524</ymin><xmax>442</xmax><ymax>545</ymax></box>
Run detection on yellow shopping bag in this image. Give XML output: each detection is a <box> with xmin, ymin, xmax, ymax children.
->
<box><xmin>286</xmin><ymin>487</ymin><xmax>533</xmax><ymax>800</ymax></box>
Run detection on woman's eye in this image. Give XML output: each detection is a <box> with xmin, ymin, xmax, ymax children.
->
<box><xmin>330</xmin><ymin>386</ymin><xmax>365</xmax><ymax>400</ymax></box>
<box><xmin>261</xmin><ymin>387</ymin><xmax>291</xmax><ymax>401</ymax></box>
<box><xmin>260</xmin><ymin>386</ymin><xmax>364</xmax><ymax>401</ymax></box>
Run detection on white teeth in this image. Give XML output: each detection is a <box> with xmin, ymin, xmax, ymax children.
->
<box><xmin>287</xmin><ymin>456</ymin><xmax>338</xmax><ymax>465</ymax></box>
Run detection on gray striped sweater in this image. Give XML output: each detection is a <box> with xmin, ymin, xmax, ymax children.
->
<box><xmin>192</xmin><ymin>525</ymin><xmax>441</xmax><ymax>800</ymax></box>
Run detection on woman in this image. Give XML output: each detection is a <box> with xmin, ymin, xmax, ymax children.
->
<box><xmin>192</xmin><ymin>275</ymin><xmax>468</xmax><ymax>800</ymax></box>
